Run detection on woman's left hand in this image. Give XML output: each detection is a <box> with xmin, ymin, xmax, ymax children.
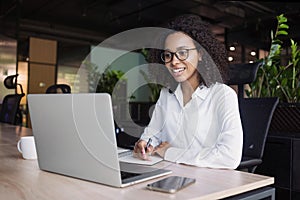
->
<box><xmin>153</xmin><ymin>142</ymin><xmax>170</xmax><ymax>158</ymax></box>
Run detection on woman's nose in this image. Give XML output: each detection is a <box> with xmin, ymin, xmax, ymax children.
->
<box><xmin>171</xmin><ymin>54</ymin><xmax>180</xmax><ymax>65</ymax></box>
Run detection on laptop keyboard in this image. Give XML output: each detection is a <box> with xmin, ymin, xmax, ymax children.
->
<box><xmin>120</xmin><ymin>171</ymin><xmax>141</xmax><ymax>180</ymax></box>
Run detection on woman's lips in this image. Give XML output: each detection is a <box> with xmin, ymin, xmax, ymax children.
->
<box><xmin>171</xmin><ymin>67</ymin><xmax>186</xmax><ymax>76</ymax></box>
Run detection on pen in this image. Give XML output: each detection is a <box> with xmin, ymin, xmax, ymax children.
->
<box><xmin>145</xmin><ymin>138</ymin><xmax>152</xmax><ymax>152</ymax></box>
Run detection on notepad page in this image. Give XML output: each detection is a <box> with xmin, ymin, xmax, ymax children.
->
<box><xmin>119</xmin><ymin>153</ymin><xmax>163</xmax><ymax>166</ymax></box>
<box><xmin>117</xmin><ymin>147</ymin><xmax>131</xmax><ymax>154</ymax></box>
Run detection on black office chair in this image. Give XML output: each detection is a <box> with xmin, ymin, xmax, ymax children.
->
<box><xmin>227</xmin><ymin>62</ymin><xmax>279</xmax><ymax>173</ymax></box>
<box><xmin>46</xmin><ymin>84</ymin><xmax>71</xmax><ymax>93</ymax></box>
<box><xmin>227</xmin><ymin>62</ymin><xmax>261</xmax><ymax>99</ymax></box>
<box><xmin>237</xmin><ymin>97</ymin><xmax>279</xmax><ymax>173</ymax></box>
<box><xmin>0</xmin><ymin>74</ymin><xmax>25</xmax><ymax>125</ymax></box>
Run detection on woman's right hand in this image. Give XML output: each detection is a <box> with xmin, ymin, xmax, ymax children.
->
<box><xmin>133</xmin><ymin>140</ymin><xmax>153</xmax><ymax>160</ymax></box>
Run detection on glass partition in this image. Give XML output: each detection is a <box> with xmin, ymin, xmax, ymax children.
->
<box><xmin>0</xmin><ymin>35</ymin><xmax>17</xmax><ymax>103</ymax></box>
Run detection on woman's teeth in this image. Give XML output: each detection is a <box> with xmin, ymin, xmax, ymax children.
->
<box><xmin>172</xmin><ymin>68</ymin><xmax>185</xmax><ymax>73</ymax></box>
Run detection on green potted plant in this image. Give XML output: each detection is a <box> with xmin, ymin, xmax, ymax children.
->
<box><xmin>96</xmin><ymin>68</ymin><xmax>126</xmax><ymax>95</ymax></box>
<box><xmin>247</xmin><ymin>14</ymin><xmax>300</xmax><ymax>133</ymax></box>
<box><xmin>84</xmin><ymin>60</ymin><xmax>126</xmax><ymax>95</ymax></box>
<box><xmin>139</xmin><ymin>69</ymin><xmax>163</xmax><ymax>102</ymax></box>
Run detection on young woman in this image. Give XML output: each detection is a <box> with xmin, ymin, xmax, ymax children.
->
<box><xmin>133</xmin><ymin>14</ymin><xmax>243</xmax><ymax>169</ymax></box>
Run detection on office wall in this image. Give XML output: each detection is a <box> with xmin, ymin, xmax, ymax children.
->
<box><xmin>89</xmin><ymin>46</ymin><xmax>151</xmax><ymax>102</ymax></box>
<box><xmin>28</xmin><ymin>37</ymin><xmax>57</xmax><ymax>94</ymax></box>
<box><xmin>0</xmin><ymin>35</ymin><xmax>17</xmax><ymax>103</ymax></box>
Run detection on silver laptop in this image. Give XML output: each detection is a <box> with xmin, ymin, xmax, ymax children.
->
<box><xmin>27</xmin><ymin>93</ymin><xmax>171</xmax><ymax>187</ymax></box>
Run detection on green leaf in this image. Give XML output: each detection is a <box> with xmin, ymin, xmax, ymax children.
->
<box><xmin>272</xmin><ymin>39</ymin><xmax>282</xmax><ymax>45</ymax></box>
<box><xmin>269</xmin><ymin>79</ymin><xmax>276</xmax><ymax>87</ymax></box>
<box><xmin>279</xmin><ymin>24</ymin><xmax>289</xmax><ymax>29</ymax></box>
<box><xmin>277</xmin><ymin>14</ymin><xmax>287</xmax><ymax>23</ymax></box>
<box><xmin>281</xmin><ymin>78</ymin><xmax>288</xmax><ymax>86</ymax></box>
<box><xmin>273</xmin><ymin>65</ymin><xmax>278</xmax><ymax>74</ymax></box>
<box><xmin>277</xmin><ymin>30</ymin><xmax>288</xmax><ymax>35</ymax></box>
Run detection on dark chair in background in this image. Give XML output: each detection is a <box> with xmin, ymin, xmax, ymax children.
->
<box><xmin>237</xmin><ymin>97</ymin><xmax>279</xmax><ymax>173</ymax></box>
<box><xmin>0</xmin><ymin>74</ymin><xmax>25</xmax><ymax>125</ymax></box>
<box><xmin>227</xmin><ymin>62</ymin><xmax>279</xmax><ymax>173</ymax></box>
<box><xmin>46</xmin><ymin>84</ymin><xmax>71</xmax><ymax>94</ymax></box>
<box><xmin>227</xmin><ymin>62</ymin><xmax>261</xmax><ymax>99</ymax></box>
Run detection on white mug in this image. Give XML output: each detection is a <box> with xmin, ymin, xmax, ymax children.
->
<box><xmin>17</xmin><ymin>136</ymin><xmax>37</xmax><ymax>160</ymax></box>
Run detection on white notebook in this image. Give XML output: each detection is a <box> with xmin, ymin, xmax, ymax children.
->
<box><xmin>118</xmin><ymin>148</ymin><xmax>163</xmax><ymax>166</ymax></box>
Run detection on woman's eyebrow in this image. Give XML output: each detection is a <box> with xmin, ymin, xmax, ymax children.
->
<box><xmin>177</xmin><ymin>46</ymin><xmax>191</xmax><ymax>49</ymax></box>
<box><xmin>164</xmin><ymin>46</ymin><xmax>194</xmax><ymax>51</ymax></box>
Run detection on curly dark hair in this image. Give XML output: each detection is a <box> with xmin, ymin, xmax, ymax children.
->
<box><xmin>146</xmin><ymin>14</ymin><xmax>228</xmax><ymax>89</ymax></box>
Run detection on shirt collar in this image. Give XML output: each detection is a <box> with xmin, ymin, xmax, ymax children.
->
<box><xmin>174</xmin><ymin>83</ymin><xmax>210</xmax><ymax>102</ymax></box>
<box><xmin>174</xmin><ymin>84</ymin><xmax>183</xmax><ymax>106</ymax></box>
<box><xmin>193</xmin><ymin>84</ymin><xmax>209</xmax><ymax>100</ymax></box>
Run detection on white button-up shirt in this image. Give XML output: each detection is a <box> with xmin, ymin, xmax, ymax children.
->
<box><xmin>140</xmin><ymin>82</ymin><xmax>243</xmax><ymax>169</ymax></box>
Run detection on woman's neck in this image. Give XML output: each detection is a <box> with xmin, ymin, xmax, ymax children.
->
<box><xmin>181</xmin><ymin>73</ymin><xmax>201</xmax><ymax>106</ymax></box>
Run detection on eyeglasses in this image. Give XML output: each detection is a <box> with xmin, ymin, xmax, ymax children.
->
<box><xmin>161</xmin><ymin>48</ymin><xmax>197</xmax><ymax>63</ymax></box>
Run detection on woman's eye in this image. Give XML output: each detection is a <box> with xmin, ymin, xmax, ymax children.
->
<box><xmin>178</xmin><ymin>50</ymin><xmax>187</xmax><ymax>57</ymax></box>
<box><xmin>164</xmin><ymin>53</ymin><xmax>171</xmax><ymax>58</ymax></box>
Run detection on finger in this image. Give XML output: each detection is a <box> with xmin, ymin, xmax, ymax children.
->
<box><xmin>153</xmin><ymin>146</ymin><xmax>159</xmax><ymax>153</ymax></box>
<box><xmin>134</xmin><ymin>140</ymin><xmax>146</xmax><ymax>153</ymax></box>
<box><xmin>133</xmin><ymin>144</ymin><xmax>138</xmax><ymax>153</ymax></box>
<box><xmin>133</xmin><ymin>151</ymin><xmax>150</xmax><ymax>160</ymax></box>
<box><xmin>161</xmin><ymin>141</ymin><xmax>169</xmax><ymax>146</ymax></box>
<box><xmin>135</xmin><ymin>140</ymin><xmax>147</xmax><ymax>159</ymax></box>
<box><xmin>145</xmin><ymin>145</ymin><xmax>154</xmax><ymax>154</ymax></box>
<box><xmin>138</xmin><ymin>140</ymin><xmax>146</xmax><ymax>149</ymax></box>
<box><xmin>152</xmin><ymin>149</ymin><xmax>162</xmax><ymax>158</ymax></box>
<box><xmin>133</xmin><ymin>151</ymin><xmax>138</xmax><ymax>158</ymax></box>
<box><xmin>141</xmin><ymin>148</ymin><xmax>148</xmax><ymax>159</ymax></box>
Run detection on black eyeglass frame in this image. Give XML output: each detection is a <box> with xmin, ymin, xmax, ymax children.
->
<box><xmin>160</xmin><ymin>48</ymin><xmax>198</xmax><ymax>63</ymax></box>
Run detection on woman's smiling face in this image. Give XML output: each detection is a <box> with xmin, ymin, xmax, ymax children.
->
<box><xmin>163</xmin><ymin>32</ymin><xmax>201</xmax><ymax>85</ymax></box>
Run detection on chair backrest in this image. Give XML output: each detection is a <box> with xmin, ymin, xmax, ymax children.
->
<box><xmin>0</xmin><ymin>93</ymin><xmax>25</xmax><ymax>124</ymax></box>
<box><xmin>227</xmin><ymin>62</ymin><xmax>261</xmax><ymax>99</ymax></box>
<box><xmin>239</xmin><ymin>97</ymin><xmax>279</xmax><ymax>159</ymax></box>
<box><xmin>0</xmin><ymin>74</ymin><xmax>25</xmax><ymax>125</ymax></box>
<box><xmin>4</xmin><ymin>74</ymin><xmax>18</xmax><ymax>89</ymax></box>
<box><xmin>3</xmin><ymin>74</ymin><xmax>24</xmax><ymax>94</ymax></box>
<box><xmin>46</xmin><ymin>84</ymin><xmax>71</xmax><ymax>94</ymax></box>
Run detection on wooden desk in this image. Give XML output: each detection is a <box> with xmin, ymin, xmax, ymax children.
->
<box><xmin>0</xmin><ymin>123</ymin><xmax>274</xmax><ymax>200</ymax></box>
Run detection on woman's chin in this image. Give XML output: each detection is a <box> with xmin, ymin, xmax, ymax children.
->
<box><xmin>172</xmin><ymin>76</ymin><xmax>187</xmax><ymax>83</ymax></box>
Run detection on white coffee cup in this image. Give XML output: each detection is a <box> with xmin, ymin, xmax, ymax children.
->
<box><xmin>17</xmin><ymin>136</ymin><xmax>37</xmax><ymax>160</ymax></box>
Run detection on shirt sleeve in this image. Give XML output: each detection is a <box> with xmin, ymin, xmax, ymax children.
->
<box><xmin>140</xmin><ymin>89</ymin><xmax>168</xmax><ymax>147</ymax></box>
<box><xmin>164</xmin><ymin>85</ymin><xmax>243</xmax><ymax>169</ymax></box>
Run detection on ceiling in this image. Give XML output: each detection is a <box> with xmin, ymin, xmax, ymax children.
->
<box><xmin>1</xmin><ymin>0</ymin><xmax>300</xmax><ymax>50</ymax></box>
